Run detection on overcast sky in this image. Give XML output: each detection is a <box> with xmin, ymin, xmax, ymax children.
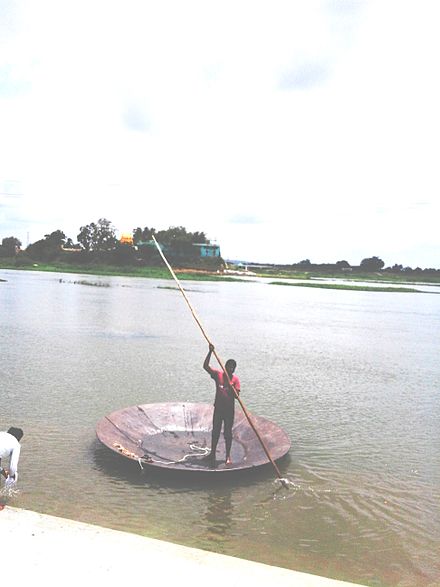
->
<box><xmin>1</xmin><ymin>1</ymin><xmax>439</xmax><ymax>267</ymax></box>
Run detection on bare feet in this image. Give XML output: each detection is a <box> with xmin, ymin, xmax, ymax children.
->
<box><xmin>225</xmin><ymin>456</ymin><xmax>232</xmax><ymax>466</ymax></box>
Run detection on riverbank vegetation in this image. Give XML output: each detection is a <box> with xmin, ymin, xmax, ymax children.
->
<box><xmin>0</xmin><ymin>260</ymin><xmax>241</xmax><ymax>282</ymax></box>
<box><xmin>249</xmin><ymin>258</ymin><xmax>440</xmax><ymax>284</ymax></box>
<box><xmin>2</xmin><ymin>256</ymin><xmax>439</xmax><ymax>293</ymax></box>
<box><xmin>1</xmin><ymin>218</ymin><xmax>439</xmax><ymax>286</ymax></box>
<box><xmin>269</xmin><ymin>281</ymin><xmax>429</xmax><ymax>293</ymax></box>
<box><xmin>258</xmin><ymin>268</ymin><xmax>440</xmax><ymax>285</ymax></box>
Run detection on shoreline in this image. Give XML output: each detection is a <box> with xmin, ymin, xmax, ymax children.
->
<box><xmin>2</xmin><ymin>258</ymin><xmax>440</xmax><ymax>284</ymax></box>
<box><xmin>1</xmin><ymin>506</ymin><xmax>364</xmax><ymax>586</ymax></box>
<box><xmin>1</xmin><ymin>263</ymin><xmax>439</xmax><ymax>292</ymax></box>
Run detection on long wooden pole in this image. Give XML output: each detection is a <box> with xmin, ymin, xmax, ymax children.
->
<box><xmin>152</xmin><ymin>235</ymin><xmax>286</xmax><ymax>483</ymax></box>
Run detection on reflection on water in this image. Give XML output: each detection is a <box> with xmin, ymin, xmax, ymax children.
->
<box><xmin>204</xmin><ymin>490</ymin><xmax>234</xmax><ymax>550</ymax></box>
<box><xmin>1</xmin><ymin>269</ymin><xmax>440</xmax><ymax>586</ymax></box>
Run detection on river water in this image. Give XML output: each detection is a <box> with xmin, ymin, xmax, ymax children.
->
<box><xmin>1</xmin><ymin>269</ymin><xmax>439</xmax><ymax>586</ymax></box>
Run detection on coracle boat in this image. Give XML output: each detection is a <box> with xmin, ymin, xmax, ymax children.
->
<box><xmin>96</xmin><ymin>402</ymin><xmax>290</xmax><ymax>472</ymax></box>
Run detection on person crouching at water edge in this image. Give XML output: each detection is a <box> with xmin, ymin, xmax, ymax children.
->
<box><xmin>0</xmin><ymin>427</ymin><xmax>24</xmax><ymax>489</ymax></box>
<box><xmin>203</xmin><ymin>344</ymin><xmax>240</xmax><ymax>467</ymax></box>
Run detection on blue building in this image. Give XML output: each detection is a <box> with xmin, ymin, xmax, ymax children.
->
<box><xmin>191</xmin><ymin>243</ymin><xmax>221</xmax><ymax>258</ymax></box>
<box><xmin>136</xmin><ymin>240</ymin><xmax>221</xmax><ymax>259</ymax></box>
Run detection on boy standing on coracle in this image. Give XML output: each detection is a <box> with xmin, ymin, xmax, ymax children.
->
<box><xmin>203</xmin><ymin>344</ymin><xmax>240</xmax><ymax>467</ymax></box>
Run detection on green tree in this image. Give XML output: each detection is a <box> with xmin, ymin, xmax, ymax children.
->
<box><xmin>44</xmin><ymin>230</ymin><xmax>66</xmax><ymax>246</ymax></box>
<box><xmin>155</xmin><ymin>226</ymin><xmax>189</xmax><ymax>245</ymax></box>
<box><xmin>77</xmin><ymin>223</ymin><xmax>94</xmax><ymax>251</ymax></box>
<box><xmin>154</xmin><ymin>226</ymin><xmax>209</xmax><ymax>258</ymax></box>
<box><xmin>336</xmin><ymin>260</ymin><xmax>350</xmax><ymax>269</ymax></box>
<box><xmin>132</xmin><ymin>226</ymin><xmax>156</xmax><ymax>244</ymax></box>
<box><xmin>360</xmin><ymin>256</ymin><xmax>385</xmax><ymax>271</ymax></box>
<box><xmin>77</xmin><ymin>218</ymin><xmax>117</xmax><ymax>252</ymax></box>
<box><xmin>26</xmin><ymin>230</ymin><xmax>66</xmax><ymax>261</ymax></box>
<box><xmin>0</xmin><ymin>236</ymin><xmax>22</xmax><ymax>257</ymax></box>
<box><xmin>64</xmin><ymin>237</ymin><xmax>76</xmax><ymax>248</ymax></box>
<box><xmin>390</xmin><ymin>263</ymin><xmax>403</xmax><ymax>273</ymax></box>
<box><xmin>190</xmin><ymin>231</ymin><xmax>209</xmax><ymax>244</ymax></box>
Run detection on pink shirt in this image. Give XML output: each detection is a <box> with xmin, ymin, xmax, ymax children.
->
<box><xmin>209</xmin><ymin>369</ymin><xmax>240</xmax><ymax>408</ymax></box>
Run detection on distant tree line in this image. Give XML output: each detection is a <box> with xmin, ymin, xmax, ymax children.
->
<box><xmin>0</xmin><ymin>219</ymin><xmax>218</xmax><ymax>268</ymax></box>
<box><xmin>1</xmin><ymin>223</ymin><xmax>439</xmax><ymax>274</ymax></box>
<box><xmin>247</xmin><ymin>255</ymin><xmax>440</xmax><ymax>275</ymax></box>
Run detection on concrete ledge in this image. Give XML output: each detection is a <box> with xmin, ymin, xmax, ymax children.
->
<box><xmin>0</xmin><ymin>507</ymin><xmax>363</xmax><ymax>586</ymax></box>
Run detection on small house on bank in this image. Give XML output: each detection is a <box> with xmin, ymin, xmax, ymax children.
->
<box><xmin>135</xmin><ymin>240</ymin><xmax>221</xmax><ymax>260</ymax></box>
<box><xmin>191</xmin><ymin>243</ymin><xmax>221</xmax><ymax>258</ymax></box>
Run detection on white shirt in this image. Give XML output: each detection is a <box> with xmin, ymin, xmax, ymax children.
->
<box><xmin>0</xmin><ymin>431</ymin><xmax>21</xmax><ymax>477</ymax></box>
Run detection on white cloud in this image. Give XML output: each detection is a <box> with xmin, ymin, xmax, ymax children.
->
<box><xmin>1</xmin><ymin>0</ymin><xmax>439</xmax><ymax>267</ymax></box>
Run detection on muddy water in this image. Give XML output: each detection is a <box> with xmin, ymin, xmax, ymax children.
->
<box><xmin>1</xmin><ymin>269</ymin><xmax>439</xmax><ymax>586</ymax></box>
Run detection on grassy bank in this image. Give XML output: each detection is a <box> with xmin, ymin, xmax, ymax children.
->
<box><xmin>0</xmin><ymin>259</ymin><xmax>242</xmax><ymax>282</ymax></box>
<box><xmin>270</xmin><ymin>281</ymin><xmax>429</xmax><ymax>293</ymax></box>
<box><xmin>1</xmin><ymin>258</ymin><xmax>439</xmax><ymax>289</ymax></box>
<box><xmin>259</xmin><ymin>269</ymin><xmax>440</xmax><ymax>285</ymax></box>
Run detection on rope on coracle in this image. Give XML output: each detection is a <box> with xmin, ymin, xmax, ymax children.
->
<box><xmin>138</xmin><ymin>444</ymin><xmax>210</xmax><ymax>469</ymax></box>
<box><xmin>113</xmin><ymin>442</ymin><xmax>210</xmax><ymax>470</ymax></box>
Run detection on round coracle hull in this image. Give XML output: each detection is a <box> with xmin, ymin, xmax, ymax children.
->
<box><xmin>96</xmin><ymin>402</ymin><xmax>290</xmax><ymax>472</ymax></box>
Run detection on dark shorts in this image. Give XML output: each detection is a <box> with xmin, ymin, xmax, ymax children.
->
<box><xmin>213</xmin><ymin>403</ymin><xmax>235</xmax><ymax>437</ymax></box>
